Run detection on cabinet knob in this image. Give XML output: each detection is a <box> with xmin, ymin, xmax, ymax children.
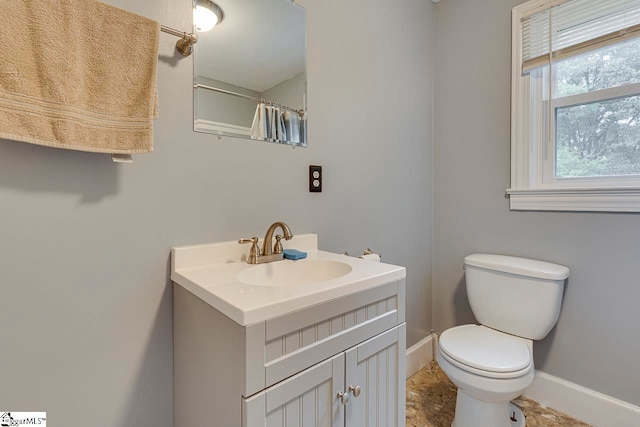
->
<box><xmin>348</xmin><ymin>385</ymin><xmax>362</xmax><ymax>398</ymax></box>
<box><xmin>337</xmin><ymin>391</ymin><xmax>350</xmax><ymax>405</ymax></box>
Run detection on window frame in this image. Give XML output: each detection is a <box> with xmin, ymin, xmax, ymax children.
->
<box><xmin>509</xmin><ymin>0</ymin><xmax>640</xmax><ymax>212</ymax></box>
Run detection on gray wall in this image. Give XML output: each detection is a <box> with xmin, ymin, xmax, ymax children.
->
<box><xmin>195</xmin><ymin>76</ymin><xmax>260</xmax><ymax>127</ymax></box>
<box><xmin>262</xmin><ymin>71</ymin><xmax>306</xmax><ymax>111</ymax></box>
<box><xmin>433</xmin><ymin>0</ymin><xmax>640</xmax><ymax>406</ymax></box>
<box><xmin>0</xmin><ymin>1</ymin><xmax>433</xmax><ymax>426</ymax></box>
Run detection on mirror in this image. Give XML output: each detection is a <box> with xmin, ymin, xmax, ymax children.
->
<box><xmin>193</xmin><ymin>0</ymin><xmax>307</xmax><ymax>147</ymax></box>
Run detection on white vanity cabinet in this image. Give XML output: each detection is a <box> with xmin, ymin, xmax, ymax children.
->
<box><xmin>243</xmin><ymin>324</ymin><xmax>405</xmax><ymax>427</ymax></box>
<box><xmin>173</xmin><ymin>278</ymin><xmax>406</xmax><ymax>427</ymax></box>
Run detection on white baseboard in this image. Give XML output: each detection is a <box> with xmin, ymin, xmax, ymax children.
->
<box><xmin>406</xmin><ymin>333</ymin><xmax>436</xmax><ymax>379</ymax></box>
<box><xmin>524</xmin><ymin>370</ymin><xmax>640</xmax><ymax>427</ymax></box>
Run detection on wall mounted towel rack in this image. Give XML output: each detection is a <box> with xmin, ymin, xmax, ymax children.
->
<box><xmin>161</xmin><ymin>25</ymin><xmax>198</xmax><ymax>56</ymax></box>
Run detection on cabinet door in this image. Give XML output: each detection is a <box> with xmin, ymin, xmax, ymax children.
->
<box><xmin>243</xmin><ymin>353</ymin><xmax>346</xmax><ymax>427</ymax></box>
<box><xmin>345</xmin><ymin>324</ymin><xmax>406</xmax><ymax>427</ymax></box>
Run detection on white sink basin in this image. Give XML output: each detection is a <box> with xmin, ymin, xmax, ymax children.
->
<box><xmin>171</xmin><ymin>234</ymin><xmax>406</xmax><ymax>325</ymax></box>
<box><xmin>237</xmin><ymin>259</ymin><xmax>352</xmax><ymax>287</ymax></box>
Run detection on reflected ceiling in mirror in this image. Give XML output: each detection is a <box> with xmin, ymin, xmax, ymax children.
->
<box><xmin>193</xmin><ymin>0</ymin><xmax>307</xmax><ymax>147</ymax></box>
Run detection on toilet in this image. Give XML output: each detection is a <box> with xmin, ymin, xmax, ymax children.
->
<box><xmin>437</xmin><ymin>254</ymin><xmax>570</xmax><ymax>427</ymax></box>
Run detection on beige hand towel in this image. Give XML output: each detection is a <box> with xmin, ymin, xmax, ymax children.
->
<box><xmin>0</xmin><ymin>0</ymin><xmax>159</xmax><ymax>154</ymax></box>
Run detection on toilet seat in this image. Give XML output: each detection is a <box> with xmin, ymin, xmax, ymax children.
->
<box><xmin>439</xmin><ymin>325</ymin><xmax>532</xmax><ymax>379</ymax></box>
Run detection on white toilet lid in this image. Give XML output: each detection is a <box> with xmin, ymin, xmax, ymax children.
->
<box><xmin>439</xmin><ymin>325</ymin><xmax>531</xmax><ymax>373</ymax></box>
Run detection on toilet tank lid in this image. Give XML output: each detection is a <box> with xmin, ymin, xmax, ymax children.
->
<box><xmin>464</xmin><ymin>254</ymin><xmax>570</xmax><ymax>280</ymax></box>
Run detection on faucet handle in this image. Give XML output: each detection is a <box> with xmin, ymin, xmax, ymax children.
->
<box><xmin>238</xmin><ymin>237</ymin><xmax>260</xmax><ymax>264</ymax></box>
<box><xmin>274</xmin><ymin>235</ymin><xmax>283</xmax><ymax>254</ymax></box>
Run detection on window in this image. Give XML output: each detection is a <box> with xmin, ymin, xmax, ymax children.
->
<box><xmin>510</xmin><ymin>0</ymin><xmax>640</xmax><ymax>212</ymax></box>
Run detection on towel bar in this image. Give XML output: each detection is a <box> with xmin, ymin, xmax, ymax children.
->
<box><xmin>161</xmin><ymin>25</ymin><xmax>198</xmax><ymax>56</ymax></box>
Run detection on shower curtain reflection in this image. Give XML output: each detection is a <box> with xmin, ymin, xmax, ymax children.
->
<box><xmin>250</xmin><ymin>103</ymin><xmax>303</xmax><ymax>144</ymax></box>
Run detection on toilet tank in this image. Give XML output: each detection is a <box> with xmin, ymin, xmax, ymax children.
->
<box><xmin>464</xmin><ymin>254</ymin><xmax>570</xmax><ymax>340</ymax></box>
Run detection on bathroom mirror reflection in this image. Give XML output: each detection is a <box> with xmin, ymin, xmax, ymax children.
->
<box><xmin>193</xmin><ymin>0</ymin><xmax>307</xmax><ymax>147</ymax></box>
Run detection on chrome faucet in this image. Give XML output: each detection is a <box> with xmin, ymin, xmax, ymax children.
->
<box><xmin>239</xmin><ymin>221</ymin><xmax>294</xmax><ymax>264</ymax></box>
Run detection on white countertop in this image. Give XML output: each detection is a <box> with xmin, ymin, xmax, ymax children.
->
<box><xmin>171</xmin><ymin>234</ymin><xmax>406</xmax><ymax>326</ymax></box>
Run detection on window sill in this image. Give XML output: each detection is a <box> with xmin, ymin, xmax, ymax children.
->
<box><xmin>507</xmin><ymin>188</ymin><xmax>640</xmax><ymax>212</ymax></box>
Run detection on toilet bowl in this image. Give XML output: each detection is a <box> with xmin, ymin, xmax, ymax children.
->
<box><xmin>437</xmin><ymin>325</ymin><xmax>535</xmax><ymax>427</ymax></box>
<box><xmin>437</xmin><ymin>254</ymin><xmax>570</xmax><ymax>427</ymax></box>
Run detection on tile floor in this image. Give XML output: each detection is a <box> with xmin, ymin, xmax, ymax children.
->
<box><xmin>406</xmin><ymin>362</ymin><xmax>592</xmax><ymax>427</ymax></box>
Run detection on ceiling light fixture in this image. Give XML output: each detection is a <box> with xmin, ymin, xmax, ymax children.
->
<box><xmin>194</xmin><ymin>0</ymin><xmax>225</xmax><ymax>32</ymax></box>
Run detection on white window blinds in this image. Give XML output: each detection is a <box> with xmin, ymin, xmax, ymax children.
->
<box><xmin>521</xmin><ymin>0</ymin><xmax>640</xmax><ymax>73</ymax></box>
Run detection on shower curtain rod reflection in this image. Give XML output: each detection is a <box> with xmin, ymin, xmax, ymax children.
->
<box><xmin>194</xmin><ymin>83</ymin><xmax>305</xmax><ymax>114</ymax></box>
